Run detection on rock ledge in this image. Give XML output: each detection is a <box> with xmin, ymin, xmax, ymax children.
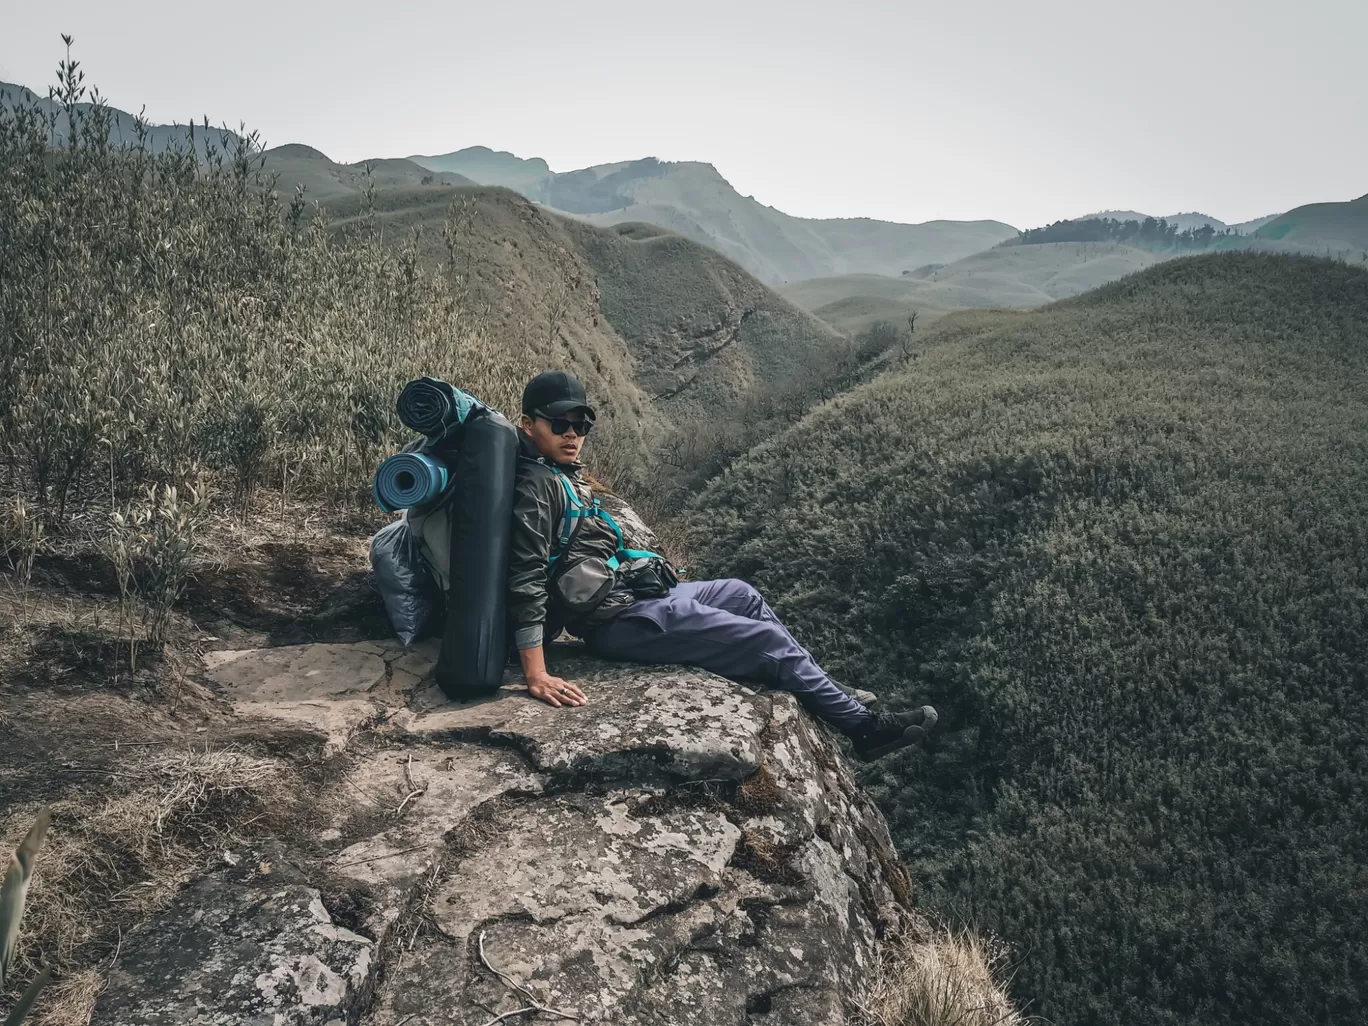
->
<box><xmin>94</xmin><ymin>643</ymin><xmax>913</xmax><ymax>1026</ymax></box>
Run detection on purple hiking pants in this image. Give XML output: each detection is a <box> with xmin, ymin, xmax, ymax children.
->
<box><xmin>583</xmin><ymin>578</ymin><xmax>874</xmax><ymax>732</ymax></box>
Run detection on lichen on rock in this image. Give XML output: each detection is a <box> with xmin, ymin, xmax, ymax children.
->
<box><xmin>93</xmin><ymin>642</ymin><xmax>918</xmax><ymax>1026</ymax></box>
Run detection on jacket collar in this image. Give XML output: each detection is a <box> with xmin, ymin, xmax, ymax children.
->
<box><xmin>517</xmin><ymin>428</ymin><xmax>584</xmax><ymax>475</ymax></box>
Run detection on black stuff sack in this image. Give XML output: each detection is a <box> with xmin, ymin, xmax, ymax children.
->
<box><xmin>369</xmin><ymin>516</ymin><xmax>441</xmax><ymax>647</ymax></box>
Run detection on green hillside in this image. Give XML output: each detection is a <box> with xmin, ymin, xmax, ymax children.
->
<box><xmin>684</xmin><ymin>253</ymin><xmax>1368</xmax><ymax>1026</ymax></box>
<box><xmin>782</xmin><ymin>242</ymin><xmax>1170</xmax><ymax>335</ymax></box>
<box><xmin>0</xmin><ymin>67</ymin><xmax>854</xmax><ymax>532</ymax></box>
<box><xmin>1255</xmin><ymin>193</ymin><xmax>1368</xmax><ymax>258</ymax></box>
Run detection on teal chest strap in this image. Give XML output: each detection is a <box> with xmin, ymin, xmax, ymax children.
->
<box><xmin>548</xmin><ymin>470</ymin><xmax>661</xmax><ymax>570</ymax></box>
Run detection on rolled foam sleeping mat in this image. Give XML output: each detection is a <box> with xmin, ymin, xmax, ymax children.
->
<box><xmin>396</xmin><ymin>376</ymin><xmax>479</xmax><ymax>439</ymax></box>
<box><xmin>372</xmin><ymin>451</ymin><xmax>449</xmax><ymax>512</ymax></box>
<box><xmin>435</xmin><ymin>407</ymin><xmax>519</xmax><ymax>699</ymax></box>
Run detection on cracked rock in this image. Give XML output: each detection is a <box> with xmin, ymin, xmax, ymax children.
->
<box><xmin>93</xmin><ymin>867</ymin><xmax>374</xmax><ymax>1026</ymax></box>
<box><xmin>117</xmin><ymin>644</ymin><xmax>914</xmax><ymax>1026</ymax></box>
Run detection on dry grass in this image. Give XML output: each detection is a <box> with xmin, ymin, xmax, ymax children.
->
<box><xmin>26</xmin><ymin>970</ymin><xmax>102</xmax><ymax>1026</ymax></box>
<box><xmin>734</xmin><ymin>763</ymin><xmax>784</xmax><ymax>812</ymax></box>
<box><xmin>0</xmin><ymin>746</ymin><xmax>295</xmax><ymax>1026</ymax></box>
<box><xmin>729</xmin><ymin>829</ymin><xmax>807</xmax><ymax>887</ymax></box>
<box><xmin>853</xmin><ymin>926</ymin><xmax>1028</xmax><ymax>1026</ymax></box>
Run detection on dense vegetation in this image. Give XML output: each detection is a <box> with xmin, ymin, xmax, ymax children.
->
<box><xmin>685</xmin><ymin>253</ymin><xmax>1368</xmax><ymax>1026</ymax></box>
<box><xmin>1007</xmin><ymin>215</ymin><xmax>1241</xmax><ymax>250</ymax></box>
<box><xmin>0</xmin><ymin>53</ymin><xmax>544</xmax><ymax>520</ymax></box>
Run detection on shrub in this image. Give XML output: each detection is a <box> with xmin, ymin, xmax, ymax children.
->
<box><xmin>857</xmin><ymin>320</ymin><xmax>903</xmax><ymax>362</ymax></box>
<box><xmin>0</xmin><ymin>47</ymin><xmax>539</xmax><ymax>522</ymax></box>
<box><xmin>107</xmin><ymin>483</ymin><xmax>210</xmax><ymax>670</ymax></box>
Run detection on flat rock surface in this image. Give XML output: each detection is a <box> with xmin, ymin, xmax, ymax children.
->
<box><xmin>98</xmin><ymin>641</ymin><xmax>916</xmax><ymax>1026</ymax></box>
<box><xmin>206</xmin><ymin>643</ymin><xmax>390</xmax><ymax>701</ymax></box>
<box><xmin>207</xmin><ymin>640</ymin><xmax>439</xmax><ymax>753</ymax></box>
<box><xmin>403</xmin><ymin>653</ymin><xmax>768</xmax><ymax>783</ymax></box>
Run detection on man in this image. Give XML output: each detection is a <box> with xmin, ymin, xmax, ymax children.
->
<box><xmin>508</xmin><ymin>370</ymin><xmax>936</xmax><ymax>761</ymax></box>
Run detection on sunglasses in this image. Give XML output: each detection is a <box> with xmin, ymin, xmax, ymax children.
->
<box><xmin>536</xmin><ymin>413</ymin><xmax>594</xmax><ymax>437</ymax></box>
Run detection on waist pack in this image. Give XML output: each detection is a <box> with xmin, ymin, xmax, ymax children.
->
<box><xmin>552</xmin><ymin>556</ymin><xmax>617</xmax><ymax>614</ymax></box>
<box><xmin>617</xmin><ymin>554</ymin><xmax>678</xmax><ymax>598</ymax></box>
<box><xmin>548</xmin><ymin>471</ymin><xmax>676</xmax><ymax>610</ymax></box>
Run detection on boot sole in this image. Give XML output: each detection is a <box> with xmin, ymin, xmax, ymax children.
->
<box><xmin>855</xmin><ymin>724</ymin><xmax>926</xmax><ymax>762</ymax></box>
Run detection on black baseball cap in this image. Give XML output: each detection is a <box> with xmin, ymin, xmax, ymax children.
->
<box><xmin>521</xmin><ymin>370</ymin><xmax>596</xmax><ymax>420</ymax></box>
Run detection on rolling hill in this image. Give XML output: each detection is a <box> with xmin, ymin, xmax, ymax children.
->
<box><xmin>684</xmin><ymin>252</ymin><xmax>1368</xmax><ymax>1026</ymax></box>
<box><xmin>317</xmin><ymin>184</ymin><xmax>848</xmax><ymax>490</ymax></box>
<box><xmin>1254</xmin><ymin>192</ymin><xmax>1368</xmax><ymax>257</ymax></box>
<box><xmin>0</xmin><ymin>79</ymin><xmax>245</xmax><ymax>159</ymax></box>
<box><xmin>781</xmin><ymin>242</ymin><xmax>1171</xmax><ymax>335</ymax></box>
<box><xmin>0</xmin><ymin>81</ymin><xmax>473</xmax><ymax>204</ymax></box>
<box><xmin>258</xmin><ymin>144</ymin><xmax>473</xmax><ymax>203</ymax></box>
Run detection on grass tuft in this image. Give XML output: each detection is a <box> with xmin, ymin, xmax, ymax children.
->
<box><xmin>853</xmin><ymin>927</ymin><xmax>1027</xmax><ymax>1026</ymax></box>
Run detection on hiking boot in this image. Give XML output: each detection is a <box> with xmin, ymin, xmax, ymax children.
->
<box><xmin>848</xmin><ymin>705</ymin><xmax>937</xmax><ymax>762</ymax></box>
<box><xmin>835</xmin><ymin>680</ymin><xmax>878</xmax><ymax>705</ymax></box>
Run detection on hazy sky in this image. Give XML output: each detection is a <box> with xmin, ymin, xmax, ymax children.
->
<box><xmin>4</xmin><ymin>0</ymin><xmax>1365</xmax><ymax>229</ymax></box>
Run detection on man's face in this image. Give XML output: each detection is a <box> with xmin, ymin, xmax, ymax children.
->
<box><xmin>522</xmin><ymin>410</ymin><xmax>591</xmax><ymax>464</ymax></box>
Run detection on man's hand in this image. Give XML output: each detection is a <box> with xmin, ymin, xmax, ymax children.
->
<box><xmin>527</xmin><ymin>673</ymin><xmax>587</xmax><ymax>708</ymax></box>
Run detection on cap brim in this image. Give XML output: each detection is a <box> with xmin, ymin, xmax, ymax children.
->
<box><xmin>540</xmin><ymin>400</ymin><xmax>596</xmax><ymax>419</ymax></box>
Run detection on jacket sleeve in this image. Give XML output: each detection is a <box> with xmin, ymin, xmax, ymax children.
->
<box><xmin>508</xmin><ymin>468</ymin><xmax>558</xmax><ymax>650</ymax></box>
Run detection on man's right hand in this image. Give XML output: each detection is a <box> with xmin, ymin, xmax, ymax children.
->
<box><xmin>527</xmin><ymin>673</ymin><xmax>588</xmax><ymax>708</ymax></box>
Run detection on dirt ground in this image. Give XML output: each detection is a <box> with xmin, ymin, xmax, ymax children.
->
<box><xmin>0</xmin><ymin>498</ymin><xmax>397</xmax><ymax>1023</ymax></box>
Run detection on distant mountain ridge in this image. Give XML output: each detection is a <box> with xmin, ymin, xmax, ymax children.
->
<box><xmin>0</xmin><ymin>79</ymin><xmax>247</xmax><ymax>159</ymax></box>
<box><xmin>7</xmin><ymin>76</ymin><xmax>1362</xmax><ymax>284</ymax></box>
<box><xmin>1081</xmin><ymin>208</ymin><xmax>1283</xmax><ymax>235</ymax></box>
<box><xmin>413</xmin><ymin>147</ymin><xmax>1018</xmax><ymax>283</ymax></box>
<box><xmin>410</xmin><ymin>145</ymin><xmax>550</xmax><ymax>192</ymax></box>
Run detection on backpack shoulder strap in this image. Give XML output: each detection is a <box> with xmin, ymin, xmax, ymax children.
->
<box><xmin>548</xmin><ymin>467</ymin><xmax>593</xmax><ymax>567</ymax></box>
<box><xmin>596</xmin><ymin>506</ymin><xmax>664</xmax><ymax>571</ymax></box>
<box><xmin>547</xmin><ymin>467</ymin><xmax>666</xmax><ymax>570</ymax></box>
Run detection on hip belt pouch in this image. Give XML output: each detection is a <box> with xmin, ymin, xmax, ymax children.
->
<box><xmin>552</xmin><ymin>557</ymin><xmax>617</xmax><ymax>615</ymax></box>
